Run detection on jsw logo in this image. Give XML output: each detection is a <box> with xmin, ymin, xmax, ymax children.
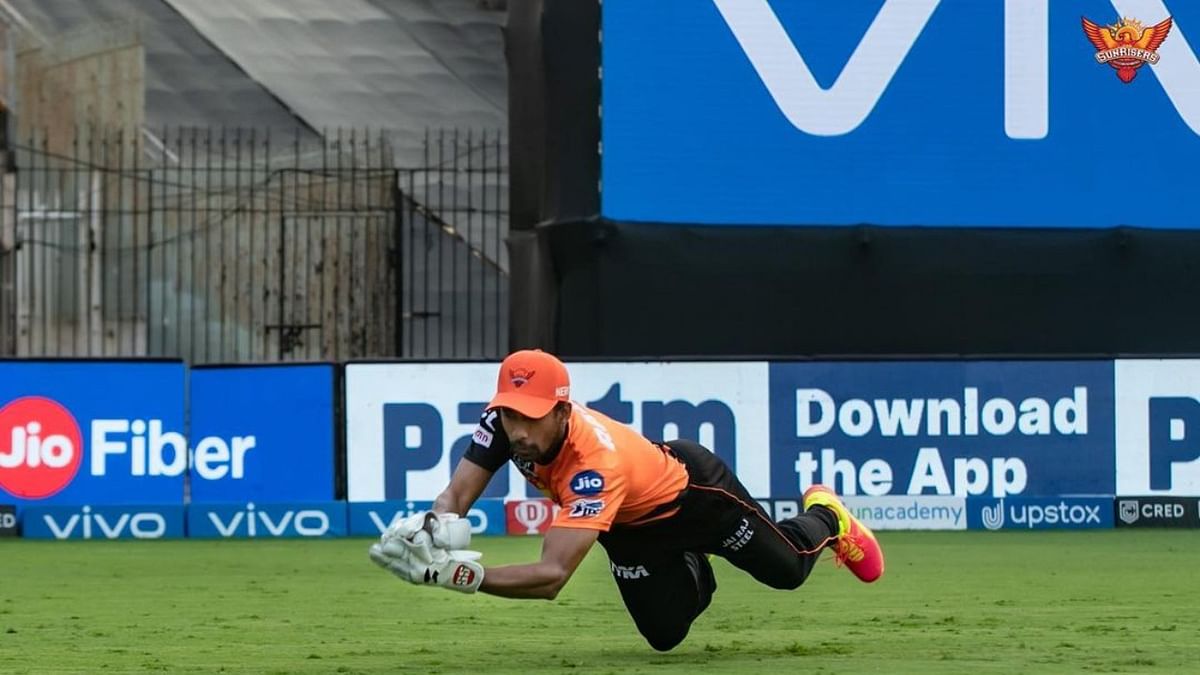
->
<box><xmin>206</xmin><ymin>503</ymin><xmax>330</xmax><ymax>537</ymax></box>
<box><xmin>43</xmin><ymin>506</ymin><xmax>167</xmax><ymax>540</ymax></box>
<box><xmin>713</xmin><ymin>0</ymin><xmax>1200</xmax><ymax>138</ymax></box>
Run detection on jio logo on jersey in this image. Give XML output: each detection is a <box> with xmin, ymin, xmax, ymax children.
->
<box><xmin>569</xmin><ymin>470</ymin><xmax>605</xmax><ymax>496</ymax></box>
<box><xmin>0</xmin><ymin>397</ymin><xmax>84</xmax><ymax>499</ymax></box>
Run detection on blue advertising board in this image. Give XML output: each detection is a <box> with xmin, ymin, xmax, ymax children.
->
<box><xmin>0</xmin><ymin>361</ymin><xmax>186</xmax><ymax>508</ymax></box>
<box><xmin>189</xmin><ymin>365</ymin><xmax>335</xmax><ymax>503</ymax></box>
<box><xmin>767</xmin><ymin>361</ymin><xmax>1115</xmax><ymax>498</ymax></box>
<box><xmin>966</xmin><ymin>496</ymin><xmax>1114</xmax><ymax>529</ymax></box>
<box><xmin>602</xmin><ymin>0</ymin><xmax>1200</xmax><ymax>228</ymax></box>
<box><xmin>347</xmin><ymin>500</ymin><xmax>507</xmax><ymax>537</ymax></box>
<box><xmin>22</xmin><ymin>504</ymin><xmax>186</xmax><ymax>540</ymax></box>
<box><xmin>187</xmin><ymin>502</ymin><xmax>347</xmax><ymax>538</ymax></box>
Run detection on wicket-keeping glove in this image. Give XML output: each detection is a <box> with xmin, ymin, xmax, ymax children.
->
<box><xmin>382</xmin><ymin>511</ymin><xmax>472</xmax><ymax>551</ymax></box>
<box><xmin>369</xmin><ymin>542</ymin><xmax>485</xmax><ymax>593</ymax></box>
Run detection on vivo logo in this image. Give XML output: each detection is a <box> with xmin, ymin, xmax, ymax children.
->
<box><xmin>713</xmin><ymin>0</ymin><xmax>1200</xmax><ymax>138</ymax></box>
<box><xmin>205</xmin><ymin>503</ymin><xmax>330</xmax><ymax>537</ymax></box>
<box><xmin>364</xmin><ymin>507</ymin><xmax>489</xmax><ymax>535</ymax></box>
<box><xmin>43</xmin><ymin>506</ymin><xmax>167</xmax><ymax>540</ymax></box>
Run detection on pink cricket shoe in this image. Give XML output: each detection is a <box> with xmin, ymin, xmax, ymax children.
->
<box><xmin>802</xmin><ymin>484</ymin><xmax>885</xmax><ymax>583</ymax></box>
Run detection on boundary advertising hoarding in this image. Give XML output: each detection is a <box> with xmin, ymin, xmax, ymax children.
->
<box><xmin>345</xmin><ymin>362</ymin><xmax>772</xmax><ymax>502</ymax></box>
<box><xmin>187</xmin><ymin>502</ymin><xmax>348</xmax><ymax>539</ymax></box>
<box><xmin>189</xmin><ymin>365</ymin><xmax>336</xmax><ymax>503</ymax></box>
<box><xmin>346</xmin><ymin>360</ymin><xmax>1116</xmax><ymax>505</ymax></box>
<box><xmin>1115</xmin><ymin>496</ymin><xmax>1200</xmax><ymax>527</ymax></box>
<box><xmin>0</xmin><ymin>361</ymin><xmax>187</xmax><ymax>507</ymax></box>
<box><xmin>22</xmin><ymin>504</ymin><xmax>187</xmax><ymax>540</ymax></box>
<box><xmin>1115</xmin><ymin>360</ymin><xmax>1200</xmax><ymax>496</ymax></box>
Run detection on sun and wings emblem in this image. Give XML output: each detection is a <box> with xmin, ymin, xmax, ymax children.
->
<box><xmin>1081</xmin><ymin>16</ymin><xmax>1172</xmax><ymax>83</ymax></box>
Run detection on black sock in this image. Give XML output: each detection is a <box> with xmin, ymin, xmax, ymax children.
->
<box><xmin>807</xmin><ymin>504</ymin><xmax>841</xmax><ymax>538</ymax></box>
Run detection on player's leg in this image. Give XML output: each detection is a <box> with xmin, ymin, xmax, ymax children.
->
<box><xmin>598</xmin><ymin>535</ymin><xmax>716</xmax><ymax>652</ymax></box>
<box><xmin>663</xmin><ymin>439</ymin><xmax>862</xmax><ymax>588</ymax></box>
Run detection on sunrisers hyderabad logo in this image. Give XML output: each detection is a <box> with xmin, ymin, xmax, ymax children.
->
<box><xmin>1082</xmin><ymin>15</ymin><xmax>1172</xmax><ymax>83</ymax></box>
<box><xmin>0</xmin><ymin>397</ymin><xmax>84</xmax><ymax>499</ymax></box>
<box><xmin>509</xmin><ymin>368</ymin><xmax>535</xmax><ymax>388</ymax></box>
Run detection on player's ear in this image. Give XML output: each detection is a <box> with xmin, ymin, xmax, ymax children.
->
<box><xmin>553</xmin><ymin>401</ymin><xmax>571</xmax><ymax>421</ymax></box>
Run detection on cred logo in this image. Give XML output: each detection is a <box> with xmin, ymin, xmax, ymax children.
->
<box><xmin>0</xmin><ymin>397</ymin><xmax>83</xmax><ymax>498</ymax></box>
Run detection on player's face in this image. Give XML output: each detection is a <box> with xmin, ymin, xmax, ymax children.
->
<box><xmin>501</xmin><ymin>405</ymin><xmax>568</xmax><ymax>464</ymax></box>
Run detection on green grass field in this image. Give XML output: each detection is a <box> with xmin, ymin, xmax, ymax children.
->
<box><xmin>1</xmin><ymin>532</ymin><xmax>1197</xmax><ymax>674</ymax></box>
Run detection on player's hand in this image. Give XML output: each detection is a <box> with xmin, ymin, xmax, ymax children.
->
<box><xmin>369</xmin><ymin>542</ymin><xmax>485</xmax><ymax>593</ymax></box>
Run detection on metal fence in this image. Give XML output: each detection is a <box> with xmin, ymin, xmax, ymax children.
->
<box><xmin>0</xmin><ymin>127</ymin><xmax>508</xmax><ymax>363</ymax></box>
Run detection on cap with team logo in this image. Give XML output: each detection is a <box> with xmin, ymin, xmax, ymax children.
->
<box><xmin>488</xmin><ymin>349</ymin><xmax>571</xmax><ymax>419</ymax></box>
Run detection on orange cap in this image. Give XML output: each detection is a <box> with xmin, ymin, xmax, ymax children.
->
<box><xmin>488</xmin><ymin>349</ymin><xmax>571</xmax><ymax>419</ymax></box>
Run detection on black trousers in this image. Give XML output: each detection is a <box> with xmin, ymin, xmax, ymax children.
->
<box><xmin>597</xmin><ymin>439</ymin><xmax>839</xmax><ymax>652</ymax></box>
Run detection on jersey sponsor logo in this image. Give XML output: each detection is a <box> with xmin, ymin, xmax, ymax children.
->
<box><xmin>720</xmin><ymin>517</ymin><xmax>754</xmax><ymax>552</ymax></box>
<box><xmin>472</xmin><ymin>427</ymin><xmax>494</xmax><ymax>448</ymax></box>
<box><xmin>568</xmin><ymin>498</ymin><xmax>605</xmax><ymax>518</ymax></box>
<box><xmin>610</xmin><ymin>562</ymin><xmax>650</xmax><ymax>579</ymax></box>
<box><xmin>569</xmin><ymin>470</ymin><xmax>605</xmax><ymax>496</ymax></box>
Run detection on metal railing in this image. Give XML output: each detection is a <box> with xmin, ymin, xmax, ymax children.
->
<box><xmin>0</xmin><ymin>127</ymin><xmax>508</xmax><ymax>363</ymax></box>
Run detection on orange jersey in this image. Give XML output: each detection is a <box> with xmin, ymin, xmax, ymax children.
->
<box><xmin>464</xmin><ymin>403</ymin><xmax>689</xmax><ymax>531</ymax></box>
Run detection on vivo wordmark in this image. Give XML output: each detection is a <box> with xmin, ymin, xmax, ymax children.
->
<box><xmin>187</xmin><ymin>503</ymin><xmax>347</xmax><ymax>539</ymax></box>
<box><xmin>21</xmin><ymin>505</ymin><xmax>185</xmax><ymax>540</ymax></box>
<box><xmin>712</xmin><ymin>0</ymin><xmax>1199</xmax><ymax>138</ymax></box>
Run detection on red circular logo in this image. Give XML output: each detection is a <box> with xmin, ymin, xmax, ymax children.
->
<box><xmin>0</xmin><ymin>397</ymin><xmax>84</xmax><ymax>499</ymax></box>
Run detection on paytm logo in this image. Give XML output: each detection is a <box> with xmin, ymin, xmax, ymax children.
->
<box><xmin>379</xmin><ymin>383</ymin><xmax>740</xmax><ymax>500</ymax></box>
<box><xmin>1116</xmin><ymin>360</ymin><xmax>1200</xmax><ymax>495</ymax></box>
<box><xmin>1148</xmin><ymin>398</ymin><xmax>1200</xmax><ymax>490</ymax></box>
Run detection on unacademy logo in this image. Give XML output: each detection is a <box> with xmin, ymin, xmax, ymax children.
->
<box><xmin>981</xmin><ymin>499</ymin><xmax>1005</xmax><ymax>530</ymax></box>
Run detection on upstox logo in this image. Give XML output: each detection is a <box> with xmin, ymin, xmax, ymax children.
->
<box><xmin>975</xmin><ymin>498</ymin><xmax>1110</xmax><ymax>530</ymax></box>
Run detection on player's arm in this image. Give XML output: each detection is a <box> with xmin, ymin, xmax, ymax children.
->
<box><xmin>477</xmin><ymin>526</ymin><xmax>599</xmax><ymax>600</ymax></box>
<box><xmin>432</xmin><ymin>458</ymin><xmax>493</xmax><ymax>517</ymax></box>
<box><xmin>433</xmin><ymin>409</ymin><xmax>509</xmax><ymax>516</ymax></box>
